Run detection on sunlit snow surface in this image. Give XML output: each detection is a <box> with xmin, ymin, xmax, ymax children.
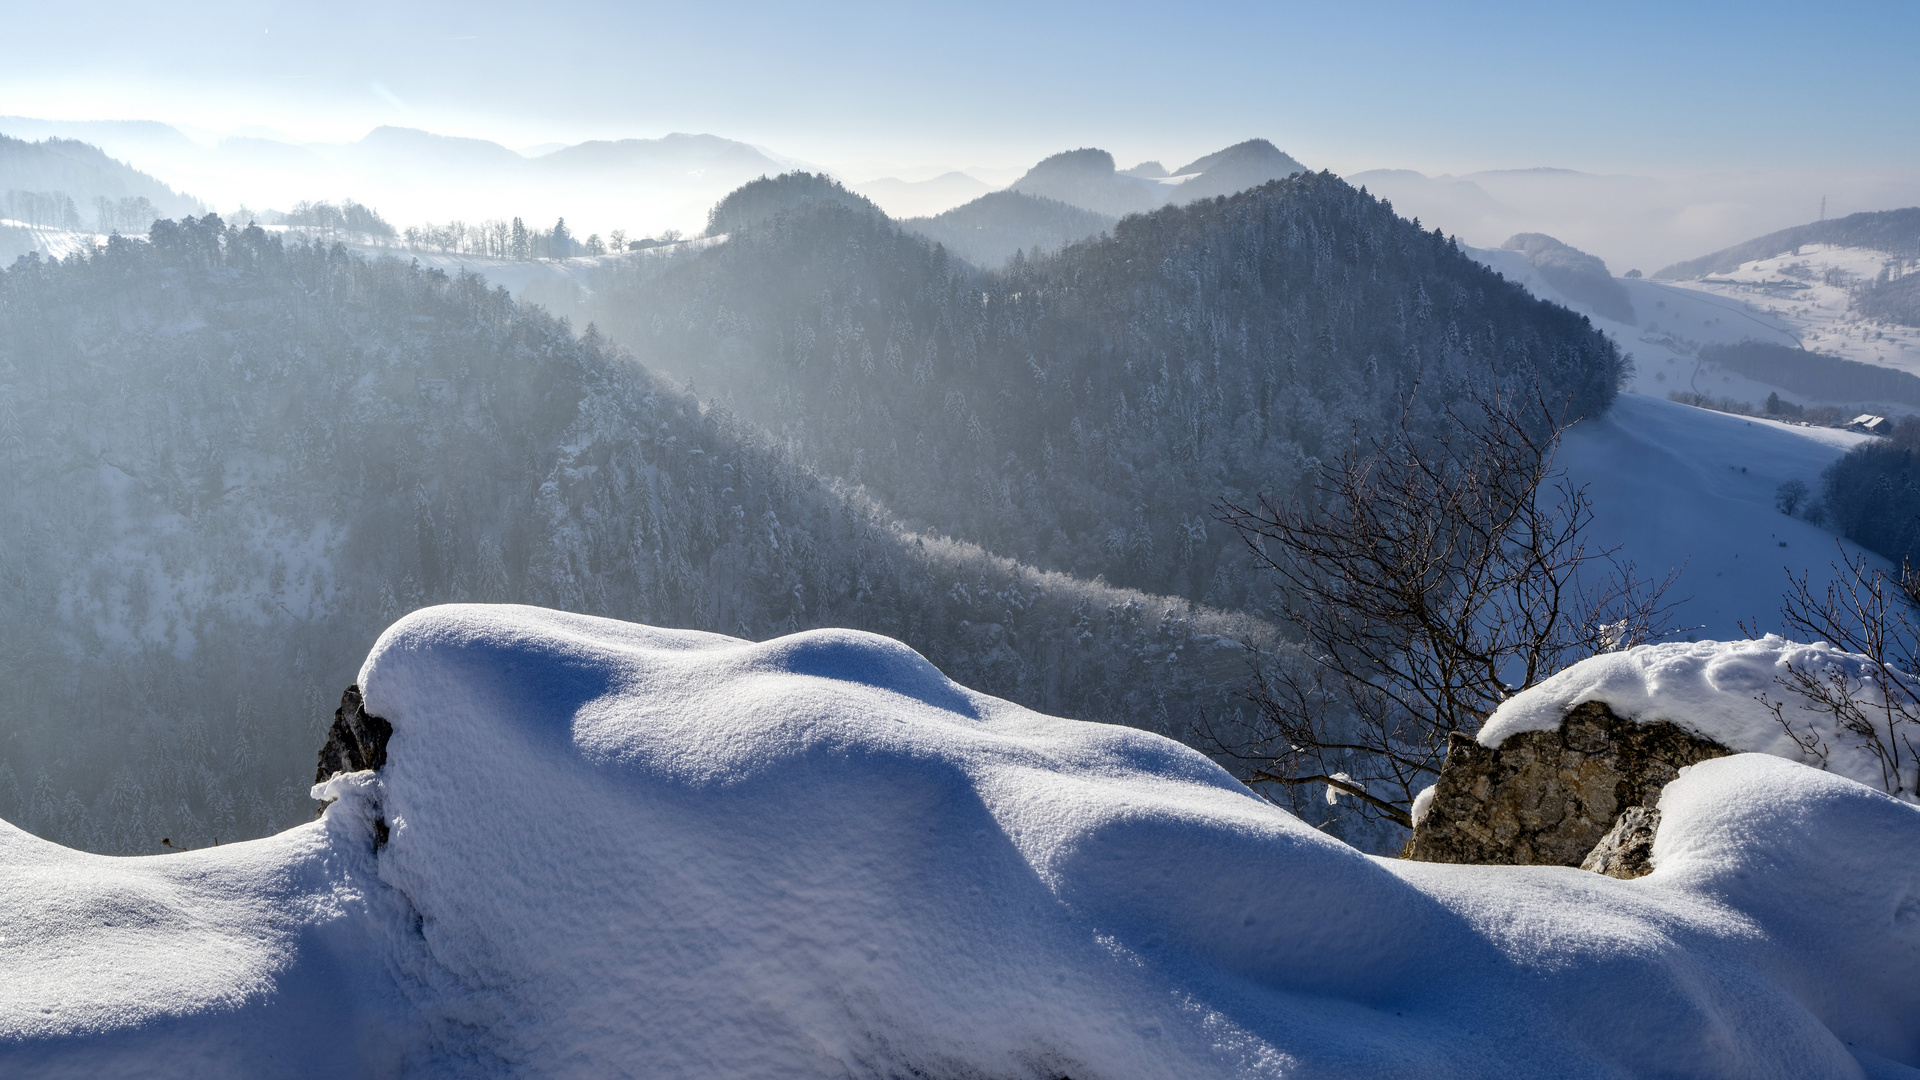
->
<box><xmin>1471</xmin><ymin>243</ymin><xmax>1890</xmax><ymax>641</ymax></box>
<box><xmin>1558</xmin><ymin>391</ymin><xmax>1880</xmax><ymax>641</ymax></box>
<box><xmin>4</xmin><ymin>605</ymin><xmax>1917</xmax><ymax>1078</ymax></box>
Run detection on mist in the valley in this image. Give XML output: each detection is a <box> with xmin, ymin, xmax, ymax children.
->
<box><xmin>7</xmin><ymin>109</ymin><xmax>1918</xmax><ymax>277</ymax></box>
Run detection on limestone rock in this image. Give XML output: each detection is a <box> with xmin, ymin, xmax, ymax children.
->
<box><xmin>1407</xmin><ymin>700</ymin><xmax>1726</xmax><ymax>867</ymax></box>
<box><xmin>315</xmin><ymin>684</ymin><xmax>393</xmax><ymax>782</ymax></box>
<box><xmin>1580</xmin><ymin>807</ymin><xmax>1661</xmax><ymax>879</ymax></box>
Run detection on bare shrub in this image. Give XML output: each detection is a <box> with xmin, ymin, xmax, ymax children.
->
<box><xmin>1758</xmin><ymin>547</ymin><xmax>1920</xmax><ymax>799</ymax></box>
<box><xmin>1211</xmin><ymin>387</ymin><xmax>1678</xmax><ymax>828</ymax></box>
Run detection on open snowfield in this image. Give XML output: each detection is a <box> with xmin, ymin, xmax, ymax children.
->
<box><xmin>1472</xmin><ymin>244</ymin><xmax>1898</xmax><ymax>640</ymax></box>
<box><xmin>1477</xmin><ymin>238</ymin><xmax>1919</xmax><ymax>406</ymax></box>
<box><xmin>2</xmin><ymin>605</ymin><xmax>1916</xmax><ymax>1078</ymax></box>
<box><xmin>1669</xmin><ymin>244</ymin><xmax>1920</xmax><ymax>376</ymax></box>
<box><xmin>0</xmin><ymin>222</ymin><xmax>111</xmax><ymax>264</ymax></box>
<box><xmin>1559</xmin><ymin>392</ymin><xmax>1879</xmax><ymax>640</ymax></box>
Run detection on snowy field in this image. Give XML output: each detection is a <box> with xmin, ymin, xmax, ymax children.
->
<box><xmin>1470</xmin><ymin>244</ymin><xmax>1801</xmax><ymax>401</ymax></box>
<box><xmin>344</xmin><ymin>235</ymin><xmax>720</xmax><ymax>300</ymax></box>
<box><xmin>1470</xmin><ymin>245</ymin><xmax>1885</xmax><ymax>639</ymax></box>
<box><xmin>2</xmin><ymin>605</ymin><xmax>1915</xmax><ymax>1078</ymax></box>
<box><xmin>1477</xmin><ymin>239</ymin><xmax>1919</xmax><ymax>405</ymax></box>
<box><xmin>1669</xmin><ymin>244</ymin><xmax>1920</xmax><ymax>376</ymax></box>
<box><xmin>0</xmin><ymin>221</ymin><xmax>111</xmax><ymax>263</ymax></box>
<box><xmin>1559</xmin><ymin>392</ymin><xmax>1878</xmax><ymax>640</ymax></box>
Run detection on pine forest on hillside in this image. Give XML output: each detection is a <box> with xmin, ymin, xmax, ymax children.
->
<box><xmin>586</xmin><ymin>171</ymin><xmax>1624</xmax><ymax>607</ymax></box>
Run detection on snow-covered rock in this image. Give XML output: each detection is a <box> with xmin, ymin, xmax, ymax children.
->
<box><xmin>2</xmin><ymin>605</ymin><xmax>1917</xmax><ymax>1077</ymax></box>
<box><xmin>1482</xmin><ymin>635</ymin><xmax>1920</xmax><ymax>800</ymax></box>
<box><xmin>1408</xmin><ymin>700</ymin><xmax>1730</xmax><ymax>869</ymax></box>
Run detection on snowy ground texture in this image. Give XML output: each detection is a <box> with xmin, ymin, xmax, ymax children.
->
<box><xmin>1471</xmin><ymin>242</ymin><xmax>1890</xmax><ymax>642</ymax></box>
<box><xmin>3</xmin><ymin>605</ymin><xmax>1917</xmax><ymax>1078</ymax></box>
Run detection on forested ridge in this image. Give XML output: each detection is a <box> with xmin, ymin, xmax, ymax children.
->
<box><xmin>587</xmin><ymin>171</ymin><xmax>1626</xmax><ymax>607</ymax></box>
<box><xmin>0</xmin><ymin>132</ymin><xmax>204</xmax><ymax>236</ymax></box>
<box><xmin>901</xmin><ymin>188</ymin><xmax>1116</xmax><ymax>269</ymax></box>
<box><xmin>0</xmin><ymin>219</ymin><xmax>1268</xmax><ymax>853</ymax></box>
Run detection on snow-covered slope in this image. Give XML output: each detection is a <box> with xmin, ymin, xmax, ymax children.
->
<box><xmin>1478</xmin><ymin>235</ymin><xmax>1920</xmax><ymax>407</ymax></box>
<box><xmin>1670</xmin><ymin>244</ymin><xmax>1920</xmax><ymax>376</ymax></box>
<box><xmin>1468</xmin><ymin>241</ymin><xmax>1891</xmax><ymax>639</ymax></box>
<box><xmin>336</xmin><ymin>237</ymin><xmax>720</xmax><ymax>318</ymax></box>
<box><xmin>0</xmin><ymin>221</ymin><xmax>110</xmax><ymax>264</ymax></box>
<box><xmin>1558</xmin><ymin>392</ymin><xmax>1878</xmax><ymax>640</ymax></box>
<box><xmin>4</xmin><ymin>605</ymin><xmax>1916</xmax><ymax>1077</ymax></box>
<box><xmin>1471</xmin><ymin>242</ymin><xmax>1800</xmax><ymax>399</ymax></box>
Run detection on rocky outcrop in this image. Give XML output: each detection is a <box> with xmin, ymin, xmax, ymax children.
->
<box><xmin>1580</xmin><ymin>807</ymin><xmax>1661</xmax><ymax>879</ymax></box>
<box><xmin>1408</xmin><ymin>700</ymin><xmax>1727</xmax><ymax>872</ymax></box>
<box><xmin>314</xmin><ymin>685</ymin><xmax>393</xmax><ymax>843</ymax></box>
<box><xmin>315</xmin><ymin>684</ymin><xmax>392</xmax><ymax>782</ymax></box>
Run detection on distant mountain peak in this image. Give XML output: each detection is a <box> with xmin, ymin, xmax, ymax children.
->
<box><xmin>1173</xmin><ymin>138</ymin><xmax>1298</xmax><ymax>178</ymax></box>
<box><xmin>538</xmin><ymin>134</ymin><xmax>781</xmax><ymax>175</ymax></box>
<box><xmin>1008</xmin><ymin>148</ymin><xmax>1158</xmax><ymax>219</ymax></box>
<box><xmin>1121</xmin><ymin>161</ymin><xmax>1168</xmax><ymax>179</ymax></box>
<box><xmin>1477</xmin><ymin>166</ymin><xmax>1589</xmax><ymax>177</ymax></box>
<box><xmin>1500</xmin><ymin>232</ymin><xmax>1634</xmax><ymax>324</ymax></box>
<box><xmin>1170</xmin><ymin>139</ymin><xmax>1308</xmax><ymax>205</ymax></box>
<box><xmin>902</xmin><ymin>189</ymin><xmax>1114</xmax><ymax>268</ymax></box>
<box><xmin>1022</xmin><ymin>148</ymin><xmax>1119</xmax><ymax>177</ymax></box>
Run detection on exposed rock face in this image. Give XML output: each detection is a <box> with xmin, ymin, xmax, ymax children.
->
<box><xmin>315</xmin><ymin>684</ymin><xmax>393</xmax><ymax>782</ymax></box>
<box><xmin>1580</xmin><ymin>807</ymin><xmax>1662</xmax><ymax>879</ymax></box>
<box><xmin>1408</xmin><ymin>700</ymin><xmax>1727</xmax><ymax>867</ymax></box>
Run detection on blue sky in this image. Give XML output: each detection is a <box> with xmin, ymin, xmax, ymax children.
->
<box><xmin>5</xmin><ymin>0</ymin><xmax>1916</xmax><ymax>173</ymax></box>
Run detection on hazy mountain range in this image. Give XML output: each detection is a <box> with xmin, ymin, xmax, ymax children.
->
<box><xmin>901</xmin><ymin>190</ymin><xmax>1116</xmax><ymax>268</ymax></box>
<box><xmin>894</xmin><ymin>139</ymin><xmax>1310</xmax><ymax>268</ymax></box>
<box><xmin>1003</xmin><ymin>140</ymin><xmax>1309</xmax><ymax>219</ymax></box>
<box><xmin>852</xmin><ymin>171</ymin><xmax>994</xmax><ymax>218</ymax></box>
<box><xmin>0</xmin><ymin>117</ymin><xmax>800</xmax><ymax>240</ymax></box>
<box><xmin>10</xmin><ymin>111</ymin><xmax>1915</xmax><ymax>284</ymax></box>
<box><xmin>1351</xmin><ymin>166</ymin><xmax>1920</xmax><ymax>283</ymax></box>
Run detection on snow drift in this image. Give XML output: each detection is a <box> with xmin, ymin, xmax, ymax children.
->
<box><xmin>3</xmin><ymin>605</ymin><xmax>1917</xmax><ymax>1078</ymax></box>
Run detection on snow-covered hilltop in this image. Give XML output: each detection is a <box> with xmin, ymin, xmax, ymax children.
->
<box><xmin>1669</xmin><ymin>244</ymin><xmax>1920</xmax><ymax>376</ymax></box>
<box><xmin>3</xmin><ymin>606</ymin><xmax>1915</xmax><ymax>1077</ymax></box>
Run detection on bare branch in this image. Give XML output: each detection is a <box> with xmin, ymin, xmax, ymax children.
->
<box><xmin>1209</xmin><ymin>378</ymin><xmax>1681</xmax><ymax>827</ymax></box>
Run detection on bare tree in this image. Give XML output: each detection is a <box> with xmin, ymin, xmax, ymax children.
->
<box><xmin>1775</xmin><ymin>478</ymin><xmax>1810</xmax><ymax>516</ymax></box>
<box><xmin>1757</xmin><ymin>546</ymin><xmax>1920</xmax><ymax>799</ymax></box>
<box><xmin>1212</xmin><ymin>386</ymin><xmax>1677</xmax><ymax>827</ymax></box>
